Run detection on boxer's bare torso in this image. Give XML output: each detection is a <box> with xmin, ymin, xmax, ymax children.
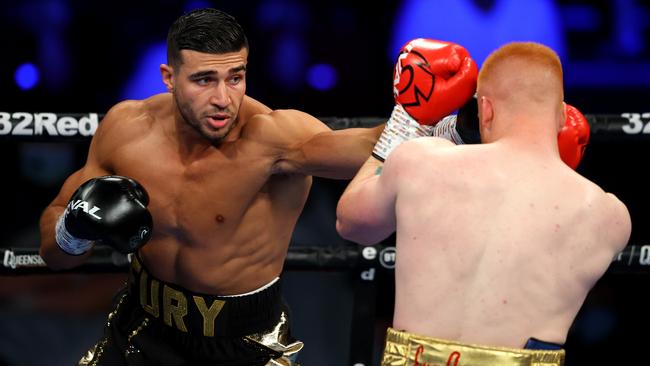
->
<box><xmin>389</xmin><ymin>137</ymin><xmax>631</xmax><ymax>347</ymax></box>
<box><xmin>40</xmin><ymin>47</ymin><xmax>382</xmax><ymax>294</ymax></box>
<box><xmin>90</xmin><ymin>94</ymin><xmax>311</xmax><ymax>295</ymax></box>
<box><xmin>41</xmin><ymin>82</ymin><xmax>381</xmax><ymax>295</ymax></box>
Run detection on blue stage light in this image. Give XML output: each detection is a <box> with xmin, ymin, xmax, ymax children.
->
<box><xmin>121</xmin><ymin>42</ymin><xmax>168</xmax><ymax>100</ymax></box>
<box><xmin>390</xmin><ymin>0</ymin><xmax>565</xmax><ymax>67</ymax></box>
<box><xmin>15</xmin><ymin>63</ymin><xmax>40</xmax><ymax>91</ymax></box>
<box><xmin>307</xmin><ymin>64</ymin><xmax>338</xmax><ymax>91</ymax></box>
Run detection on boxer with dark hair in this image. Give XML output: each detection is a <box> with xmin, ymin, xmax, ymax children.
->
<box><xmin>39</xmin><ymin>8</ymin><xmax>387</xmax><ymax>366</ymax></box>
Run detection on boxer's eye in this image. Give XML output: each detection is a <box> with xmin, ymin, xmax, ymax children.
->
<box><xmin>195</xmin><ymin>77</ymin><xmax>211</xmax><ymax>86</ymax></box>
<box><xmin>229</xmin><ymin>75</ymin><xmax>244</xmax><ymax>85</ymax></box>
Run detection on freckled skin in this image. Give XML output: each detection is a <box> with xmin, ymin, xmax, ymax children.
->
<box><xmin>340</xmin><ymin>136</ymin><xmax>631</xmax><ymax>349</ymax></box>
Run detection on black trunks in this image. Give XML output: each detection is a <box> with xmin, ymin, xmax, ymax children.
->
<box><xmin>78</xmin><ymin>254</ymin><xmax>302</xmax><ymax>366</ymax></box>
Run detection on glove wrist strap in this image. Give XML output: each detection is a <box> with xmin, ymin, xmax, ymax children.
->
<box><xmin>55</xmin><ymin>214</ymin><xmax>94</xmax><ymax>256</ymax></box>
<box><xmin>432</xmin><ymin>115</ymin><xmax>465</xmax><ymax>145</ymax></box>
<box><xmin>372</xmin><ymin>104</ymin><xmax>435</xmax><ymax>161</ymax></box>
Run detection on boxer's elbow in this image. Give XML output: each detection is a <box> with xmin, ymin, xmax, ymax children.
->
<box><xmin>336</xmin><ymin>216</ymin><xmax>382</xmax><ymax>246</ymax></box>
<box><xmin>335</xmin><ymin>218</ymin><xmax>355</xmax><ymax>242</ymax></box>
<box><xmin>337</xmin><ymin>197</ymin><xmax>381</xmax><ymax>245</ymax></box>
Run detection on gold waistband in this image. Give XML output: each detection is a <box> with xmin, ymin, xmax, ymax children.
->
<box><xmin>127</xmin><ymin>254</ymin><xmax>282</xmax><ymax>338</ymax></box>
<box><xmin>381</xmin><ymin>328</ymin><xmax>565</xmax><ymax>366</ymax></box>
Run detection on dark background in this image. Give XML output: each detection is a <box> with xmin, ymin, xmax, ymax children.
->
<box><xmin>0</xmin><ymin>0</ymin><xmax>649</xmax><ymax>365</ymax></box>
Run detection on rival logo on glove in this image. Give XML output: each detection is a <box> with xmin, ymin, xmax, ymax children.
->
<box><xmin>393</xmin><ymin>47</ymin><xmax>435</xmax><ymax>108</ymax></box>
<box><xmin>68</xmin><ymin>199</ymin><xmax>102</xmax><ymax>220</ymax></box>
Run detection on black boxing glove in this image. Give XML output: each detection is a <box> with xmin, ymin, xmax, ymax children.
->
<box><xmin>55</xmin><ymin>175</ymin><xmax>153</xmax><ymax>255</ymax></box>
<box><xmin>429</xmin><ymin>96</ymin><xmax>481</xmax><ymax>144</ymax></box>
<box><xmin>455</xmin><ymin>95</ymin><xmax>481</xmax><ymax>143</ymax></box>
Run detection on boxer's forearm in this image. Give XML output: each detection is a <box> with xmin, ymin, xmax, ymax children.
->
<box><xmin>298</xmin><ymin>124</ymin><xmax>384</xmax><ymax>179</ymax></box>
<box><xmin>345</xmin><ymin>156</ymin><xmax>384</xmax><ymax>193</ymax></box>
<box><xmin>336</xmin><ymin>156</ymin><xmax>395</xmax><ymax>245</ymax></box>
<box><xmin>39</xmin><ymin>205</ymin><xmax>92</xmax><ymax>270</ymax></box>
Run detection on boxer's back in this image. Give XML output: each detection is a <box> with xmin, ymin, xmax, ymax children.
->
<box><xmin>391</xmin><ymin>137</ymin><xmax>630</xmax><ymax>348</ymax></box>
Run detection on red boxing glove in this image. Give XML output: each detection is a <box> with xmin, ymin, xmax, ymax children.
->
<box><xmin>558</xmin><ymin>104</ymin><xmax>590</xmax><ymax>169</ymax></box>
<box><xmin>372</xmin><ymin>39</ymin><xmax>478</xmax><ymax>161</ymax></box>
<box><xmin>393</xmin><ymin>38</ymin><xmax>478</xmax><ymax>125</ymax></box>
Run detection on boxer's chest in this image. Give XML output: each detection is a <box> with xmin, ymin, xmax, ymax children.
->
<box><xmin>111</xmin><ymin>138</ymin><xmax>281</xmax><ymax>237</ymax></box>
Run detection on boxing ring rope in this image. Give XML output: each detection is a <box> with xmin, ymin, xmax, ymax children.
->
<box><xmin>0</xmin><ymin>245</ymin><xmax>361</xmax><ymax>275</ymax></box>
<box><xmin>2</xmin><ymin>111</ymin><xmax>649</xmax><ymax>141</ymax></box>
<box><xmin>1</xmin><ymin>110</ymin><xmax>649</xmax><ymax>366</ymax></box>
<box><xmin>1</xmin><ymin>244</ymin><xmax>649</xmax><ymax>275</ymax></box>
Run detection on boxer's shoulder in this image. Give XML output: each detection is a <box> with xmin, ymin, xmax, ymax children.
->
<box><xmin>389</xmin><ymin>137</ymin><xmax>467</xmax><ymax>168</ymax></box>
<box><xmin>235</xmin><ymin>95</ymin><xmax>273</xmax><ymax>131</ymax></box>
<box><xmin>92</xmin><ymin>96</ymin><xmax>161</xmax><ymax>156</ymax></box>
<box><xmin>586</xmin><ymin>182</ymin><xmax>631</xmax><ymax>241</ymax></box>
<box><xmin>241</xmin><ymin>95</ymin><xmax>273</xmax><ymax>118</ymax></box>
<box><xmin>243</xmin><ymin>108</ymin><xmax>328</xmax><ymax>147</ymax></box>
<box><xmin>101</xmin><ymin>96</ymin><xmax>161</xmax><ymax>133</ymax></box>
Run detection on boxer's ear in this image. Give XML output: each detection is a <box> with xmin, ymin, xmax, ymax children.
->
<box><xmin>478</xmin><ymin>95</ymin><xmax>494</xmax><ymax>141</ymax></box>
<box><xmin>160</xmin><ymin>64</ymin><xmax>174</xmax><ymax>93</ymax></box>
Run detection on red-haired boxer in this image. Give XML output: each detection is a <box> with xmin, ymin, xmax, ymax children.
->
<box><xmin>337</xmin><ymin>42</ymin><xmax>631</xmax><ymax>366</ymax></box>
<box><xmin>39</xmin><ymin>8</ymin><xmax>388</xmax><ymax>366</ymax></box>
<box><xmin>440</xmin><ymin>98</ymin><xmax>591</xmax><ymax>169</ymax></box>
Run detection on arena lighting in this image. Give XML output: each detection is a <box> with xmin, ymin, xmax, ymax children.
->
<box><xmin>121</xmin><ymin>42</ymin><xmax>168</xmax><ymax>100</ymax></box>
<box><xmin>15</xmin><ymin>63</ymin><xmax>40</xmax><ymax>91</ymax></box>
<box><xmin>391</xmin><ymin>0</ymin><xmax>650</xmax><ymax>87</ymax></box>
<box><xmin>389</xmin><ymin>0</ymin><xmax>565</xmax><ymax>67</ymax></box>
<box><xmin>183</xmin><ymin>0</ymin><xmax>212</xmax><ymax>13</ymax></box>
<box><xmin>270</xmin><ymin>34</ymin><xmax>306</xmax><ymax>90</ymax></box>
<box><xmin>307</xmin><ymin>63</ymin><xmax>338</xmax><ymax>91</ymax></box>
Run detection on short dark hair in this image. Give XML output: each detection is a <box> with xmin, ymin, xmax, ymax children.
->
<box><xmin>167</xmin><ymin>8</ymin><xmax>248</xmax><ymax>68</ymax></box>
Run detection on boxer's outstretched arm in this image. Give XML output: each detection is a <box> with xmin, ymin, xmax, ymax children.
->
<box><xmin>261</xmin><ymin>109</ymin><xmax>384</xmax><ymax>179</ymax></box>
<box><xmin>294</xmin><ymin>124</ymin><xmax>384</xmax><ymax>179</ymax></box>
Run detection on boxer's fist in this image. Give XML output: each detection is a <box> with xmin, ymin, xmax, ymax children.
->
<box><xmin>559</xmin><ymin>104</ymin><xmax>590</xmax><ymax>169</ymax></box>
<box><xmin>373</xmin><ymin>39</ymin><xmax>478</xmax><ymax>161</ymax></box>
<box><xmin>56</xmin><ymin>175</ymin><xmax>153</xmax><ymax>255</ymax></box>
<box><xmin>393</xmin><ymin>38</ymin><xmax>478</xmax><ymax>125</ymax></box>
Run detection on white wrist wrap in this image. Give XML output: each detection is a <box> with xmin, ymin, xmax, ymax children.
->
<box><xmin>55</xmin><ymin>213</ymin><xmax>94</xmax><ymax>256</ymax></box>
<box><xmin>432</xmin><ymin>115</ymin><xmax>465</xmax><ymax>145</ymax></box>
<box><xmin>372</xmin><ymin>104</ymin><xmax>435</xmax><ymax>161</ymax></box>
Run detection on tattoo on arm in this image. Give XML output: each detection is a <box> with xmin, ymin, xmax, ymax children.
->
<box><xmin>375</xmin><ymin>166</ymin><xmax>383</xmax><ymax>175</ymax></box>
